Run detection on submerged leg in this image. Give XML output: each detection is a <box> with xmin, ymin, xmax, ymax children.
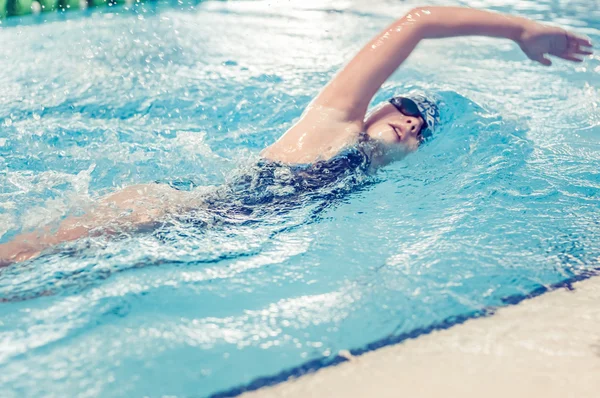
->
<box><xmin>0</xmin><ymin>184</ymin><xmax>193</xmax><ymax>267</ymax></box>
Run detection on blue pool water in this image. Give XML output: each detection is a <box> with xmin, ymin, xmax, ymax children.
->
<box><xmin>0</xmin><ymin>0</ymin><xmax>599</xmax><ymax>396</ymax></box>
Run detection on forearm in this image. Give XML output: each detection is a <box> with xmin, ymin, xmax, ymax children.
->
<box><xmin>413</xmin><ymin>6</ymin><xmax>527</xmax><ymax>41</ymax></box>
<box><xmin>370</xmin><ymin>7</ymin><xmax>528</xmax><ymax>84</ymax></box>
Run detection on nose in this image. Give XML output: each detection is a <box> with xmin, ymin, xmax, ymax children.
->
<box><xmin>400</xmin><ymin>116</ymin><xmax>420</xmax><ymax>134</ymax></box>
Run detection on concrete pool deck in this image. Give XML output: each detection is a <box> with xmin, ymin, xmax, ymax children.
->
<box><xmin>243</xmin><ymin>276</ymin><xmax>600</xmax><ymax>398</ymax></box>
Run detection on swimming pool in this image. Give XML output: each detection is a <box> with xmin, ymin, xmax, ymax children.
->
<box><xmin>0</xmin><ymin>0</ymin><xmax>598</xmax><ymax>396</ymax></box>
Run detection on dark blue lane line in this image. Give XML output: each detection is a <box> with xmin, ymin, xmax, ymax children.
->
<box><xmin>209</xmin><ymin>267</ymin><xmax>600</xmax><ymax>398</ymax></box>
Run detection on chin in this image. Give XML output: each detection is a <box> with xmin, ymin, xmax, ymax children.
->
<box><xmin>360</xmin><ymin>137</ymin><xmax>414</xmax><ymax>167</ymax></box>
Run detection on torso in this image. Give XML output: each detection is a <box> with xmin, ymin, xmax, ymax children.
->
<box><xmin>200</xmin><ymin>145</ymin><xmax>372</xmax><ymax>219</ymax></box>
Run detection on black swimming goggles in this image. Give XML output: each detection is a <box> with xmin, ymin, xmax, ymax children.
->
<box><xmin>388</xmin><ymin>96</ymin><xmax>430</xmax><ymax>142</ymax></box>
<box><xmin>388</xmin><ymin>97</ymin><xmax>424</xmax><ymax>121</ymax></box>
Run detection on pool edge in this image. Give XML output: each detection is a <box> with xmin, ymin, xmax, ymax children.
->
<box><xmin>238</xmin><ymin>272</ymin><xmax>600</xmax><ymax>398</ymax></box>
<box><xmin>207</xmin><ymin>268</ymin><xmax>600</xmax><ymax>398</ymax></box>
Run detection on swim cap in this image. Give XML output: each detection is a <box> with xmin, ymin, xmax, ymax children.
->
<box><xmin>389</xmin><ymin>93</ymin><xmax>440</xmax><ymax>140</ymax></box>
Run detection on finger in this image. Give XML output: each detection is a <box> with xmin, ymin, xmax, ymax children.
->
<box><xmin>529</xmin><ymin>53</ymin><xmax>552</xmax><ymax>66</ymax></box>
<box><xmin>565</xmin><ymin>43</ymin><xmax>593</xmax><ymax>54</ymax></box>
<box><xmin>571</xmin><ymin>42</ymin><xmax>594</xmax><ymax>54</ymax></box>
<box><xmin>565</xmin><ymin>45</ymin><xmax>593</xmax><ymax>57</ymax></box>
<box><xmin>567</xmin><ymin>33</ymin><xmax>593</xmax><ymax>48</ymax></box>
<box><xmin>574</xmin><ymin>45</ymin><xmax>594</xmax><ymax>55</ymax></box>
<box><xmin>559</xmin><ymin>54</ymin><xmax>585</xmax><ymax>63</ymax></box>
<box><xmin>575</xmin><ymin>48</ymin><xmax>594</xmax><ymax>56</ymax></box>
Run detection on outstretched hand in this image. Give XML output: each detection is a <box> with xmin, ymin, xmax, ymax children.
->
<box><xmin>518</xmin><ymin>22</ymin><xmax>593</xmax><ymax>66</ymax></box>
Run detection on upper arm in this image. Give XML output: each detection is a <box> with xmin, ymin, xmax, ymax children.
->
<box><xmin>309</xmin><ymin>10</ymin><xmax>424</xmax><ymax>123</ymax></box>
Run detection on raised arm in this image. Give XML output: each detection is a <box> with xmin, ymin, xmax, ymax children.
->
<box><xmin>263</xmin><ymin>6</ymin><xmax>592</xmax><ymax>163</ymax></box>
<box><xmin>312</xmin><ymin>6</ymin><xmax>593</xmax><ymax>123</ymax></box>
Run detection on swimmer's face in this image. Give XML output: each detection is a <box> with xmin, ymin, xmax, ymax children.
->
<box><xmin>364</xmin><ymin>103</ymin><xmax>425</xmax><ymax>158</ymax></box>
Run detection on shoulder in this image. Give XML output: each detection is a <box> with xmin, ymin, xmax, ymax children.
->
<box><xmin>261</xmin><ymin>105</ymin><xmax>364</xmax><ymax>164</ymax></box>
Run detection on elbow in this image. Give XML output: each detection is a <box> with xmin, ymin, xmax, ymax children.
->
<box><xmin>403</xmin><ymin>6</ymin><xmax>434</xmax><ymax>35</ymax></box>
<box><xmin>404</xmin><ymin>6</ymin><xmax>448</xmax><ymax>39</ymax></box>
<box><xmin>406</xmin><ymin>6</ymin><xmax>434</xmax><ymax>20</ymax></box>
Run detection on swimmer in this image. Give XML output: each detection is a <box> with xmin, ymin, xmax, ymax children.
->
<box><xmin>0</xmin><ymin>6</ymin><xmax>593</xmax><ymax>266</ymax></box>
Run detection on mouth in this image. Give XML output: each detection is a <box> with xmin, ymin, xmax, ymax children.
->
<box><xmin>390</xmin><ymin>124</ymin><xmax>402</xmax><ymax>140</ymax></box>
